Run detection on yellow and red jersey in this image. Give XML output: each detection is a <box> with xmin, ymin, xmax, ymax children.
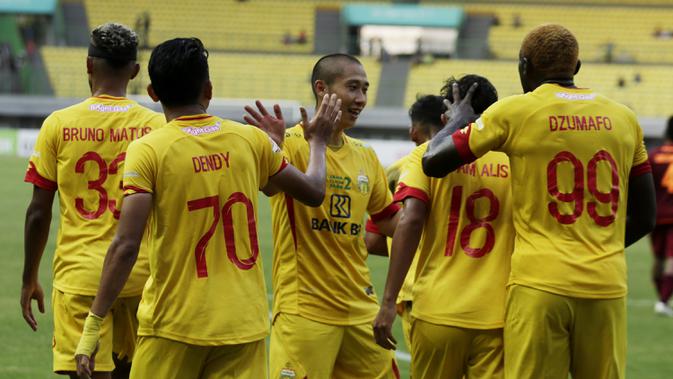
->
<box><xmin>271</xmin><ymin>125</ymin><xmax>399</xmax><ymax>325</ymax></box>
<box><xmin>396</xmin><ymin>143</ymin><xmax>513</xmax><ymax>328</ymax></box>
<box><xmin>24</xmin><ymin>95</ymin><xmax>163</xmax><ymax>296</ymax></box>
<box><xmin>451</xmin><ymin>83</ymin><xmax>651</xmax><ymax>298</ymax></box>
<box><xmin>648</xmin><ymin>144</ymin><xmax>673</xmax><ymax>224</ymax></box>
<box><xmin>123</xmin><ymin>114</ymin><xmax>287</xmax><ymax>345</ymax></box>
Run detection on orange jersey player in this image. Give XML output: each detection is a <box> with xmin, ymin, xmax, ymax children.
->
<box><xmin>373</xmin><ymin>75</ymin><xmax>513</xmax><ymax>379</ymax></box>
<box><xmin>73</xmin><ymin>38</ymin><xmax>342</xmax><ymax>379</ymax></box>
<box><xmin>22</xmin><ymin>23</ymin><xmax>164</xmax><ymax>379</ymax></box>
<box><xmin>422</xmin><ymin>25</ymin><xmax>655</xmax><ymax>379</ymax></box>
<box><xmin>648</xmin><ymin>115</ymin><xmax>673</xmax><ymax>317</ymax></box>
<box><xmin>246</xmin><ymin>54</ymin><xmax>401</xmax><ymax>379</ymax></box>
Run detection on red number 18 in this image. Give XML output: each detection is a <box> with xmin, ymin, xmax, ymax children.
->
<box><xmin>445</xmin><ymin>186</ymin><xmax>500</xmax><ymax>258</ymax></box>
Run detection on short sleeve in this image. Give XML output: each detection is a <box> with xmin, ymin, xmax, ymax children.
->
<box><xmin>123</xmin><ymin>140</ymin><xmax>156</xmax><ymax>195</ymax></box>
<box><xmin>452</xmin><ymin>100</ymin><xmax>511</xmax><ymax>163</ymax></box>
<box><xmin>255</xmin><ymin>129</ymin><xmax>288</xmax><ymax>188</ymax></box>
<box><xmin>394</xmin><ymin>144</ymin><xmax>430</xmax><ymax>205</ymax></box>
<box><xmin>630</xmin><ymin>120</ymin><xmax>651</xmax><ymax>177</ymax></box>
<box><xmin>366</xmin><ymin>148</ymin><xmax>400</xmax><ymax>221</ymax></box>
<box><xmin>24</xmin><ymin>114</ymin><xmax>59</xmax><ymax>190</ymax></box>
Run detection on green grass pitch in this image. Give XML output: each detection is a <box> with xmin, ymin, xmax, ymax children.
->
<box><xmin>1</xmin><ymin>154</ymin><xmax>672</xmax><ymax>378</ymax></box>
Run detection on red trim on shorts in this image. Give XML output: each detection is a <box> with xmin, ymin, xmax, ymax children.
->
<box><xmin>123</xmin><ymin>185</ymin><xmax>150</xmax><ymax>194</ymax></box>
<box><xmin>365</xmin><ymin>218</ymin><xmax>382</xmax><ymax>235</ymax></box>
<box><xmin>370</xmin><ymin>202</ymin><xmax>401</xmax><ymax>222</ymax></box>
<box><xmin>451</xmin><ymin>127</ymin><xmax>477</xmax><ymax>164</ymax></box>
<box><xmin>630</xmin><ymin>161</ymin><xmax>652</xmax><ymax>178</ymax></box>
<box><xmin>271</xmin><ymin>158</ymin><xmax>289</xmax><ymax>177</ymax></box>
<box><xmin>285</xmin><ymin>194</ymin><xmax>298</xmax><ymax>250</ymax></box>
<box><xmin>24</xmin><ymin>162</ymin><xmax>57</xmax><ymax>191</ymax></box>
<box><xmin>393</xmin><ymin>183</ymin><xmax>429</xmax><ymax>205</ymax></box>
<box><xmin>392</xmin><ymin>358</ymin><xmax>400</xmax><ymax>379</ymax></box>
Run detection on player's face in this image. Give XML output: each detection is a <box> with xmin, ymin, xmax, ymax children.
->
<box><xmin>326</xmin><ymin>63</ymin><xmax>368</xmax><ymax>129</ymax></box>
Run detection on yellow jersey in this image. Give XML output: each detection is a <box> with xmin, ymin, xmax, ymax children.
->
<box><xmin>365</xmin><ymin>155</ymin><xmax>418</xmax><ymax>304</ymax></box>
<box><xmin>123</xmin><ymin>114</ymin><xmax>287</xmax><ymax>345</ymax></box>
<box><xmin>396</xmin><ymin>143</ymin><xmax>513</xmax><ymax>329</ymax></box>
<box><xmin>451</xmin><ymin>83</ymin><xmax>651</xmax><ymax>298</ymax></box>
<box><xmin>24</xmin><ymin>95</ymin><xmax>164</xmax><ymax>296</ymax></box>
<box><xmin>271</xmin><ymin>125</ymin><xmax>399</xmax><ymax>325</ymax></box>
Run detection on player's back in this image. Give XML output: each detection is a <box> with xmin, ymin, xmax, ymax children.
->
<box><xmin>123</xmin><ymin>114</ymin><xmax>285</xmax><ymax>345</ymax></box>
<box><xmin>397</xmin><ymin>143</ymin><xmax>512</xmax><ymax>328</ymax></box>
<box><xmin>649</xmin><ymin>144</ymin><xmax>673</xmax><ymax>224</ymax></box>
<box><xmin>25</xmin><ymin>95</ymin><xmax>163</xmax><ymax>296</ymax></box>
<box><xmin>473</xmin><ymin>83</ymin><xmax>649</xmax><ymax>298</ymax></box>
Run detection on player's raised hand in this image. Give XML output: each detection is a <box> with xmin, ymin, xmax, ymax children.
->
<box><xmin>244</xmin><ymin>100</ymin><xmax>286</xmax><ymax>147</ymax></box>
<box><xmin>443</xmin><ymin>82</ymin><xmax>479</xmax><ymax>133</ymax></box>
<box><xmin>372</xmin><ymin>303</ymin><xmax>398</xmax><ymax>350</ymax></box>
<box><xmin>300</xmin><ymin>93</ymin><xmax>342</xmax><ymax>144</ymax></box>
<box><xmin>20</xmin><ymin>280</ymin><xmax>44</xmax><ymax>331</ymax></box>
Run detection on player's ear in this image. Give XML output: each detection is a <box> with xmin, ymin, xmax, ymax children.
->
<box><xmin>574</xmin><ymin>60</ymin><xmax>581</xmax><ymax>75</ymax></box>
<box><xmin>440</xmin><ymin>114</ymin><xmax>448</xmax><ymax>126</ymax></box>
<box><xmin>203</xmin><ymin>80</ymin><xmax>213</xmax><ymax>101</ymax></box>
<box><xmin>314</xmin><ymin>80</ymin><xmax>327</xmax><ymax>98</ymax></box>
<box><xmin>130</xmin><ymin>63</ymin><xmax>140</xmax><ymax>80</ymax></box>
<box><xmin>86</xmin><ymin>57</ymin><xmax>94</xmax><ymax>74</ymax></box>
<box><xmin>147</xmin><ymin>84</ymin><xmax>160</xmax><ymax>102</ymax></box>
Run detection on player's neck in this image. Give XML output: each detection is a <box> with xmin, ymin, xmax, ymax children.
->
<box><xmin>539</xmin><ymin>78</ymin><xmax>576</xmax><ymax>88</ymax></box>
<box><xmin>162</xmin><ymin>104</ymin><xmax>209</xmax><ymax>123</ymax></box>
<box><xmin>328</xmin><ymin>130</ymin><xmax>344</xmax><ymax>148</ymax></box>
<box><xmin>91</xmin><ymin>78</ymin><xmax>128</xmax><ymax>98</ymax></box>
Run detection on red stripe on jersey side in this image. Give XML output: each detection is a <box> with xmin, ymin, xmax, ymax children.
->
<box><xmin>370</xmin><ymin>202</ymin><xmax>401</xmax><ymax>222</ymax></box>
<box><xmin>122</xmin><ymin>185</ymin><xmax>150</xmax><ymax>194</ymax></box>
<box><xmin>451</xmin><ymin>127</ymin><xmax>477</xmax><ymax>164</ymax></box>
<box><xmin>393</xmin><ymin>183</ymin><xmax>430</xmax><ymax>205</ymax></box>
<box><xmin>630</xmin><ymin>161</ymin><xmax>652</xmax><ymax>178</ymax></box>
<box><xmin>24</xmin><ymin>162</ymin><xmax>57</xmax><ymax>191</ymax></box>
<box><xmin>285</xmin><ymin>194</ymin><xmax>298</xmax><ymax>250</ymax></box>
<box><xmin>392</xmin><ymin>359</ymin><xmax>401</xmax><ymax>379</ymax></box>
<box><xmin>271</xmin><ymin>158</ymin><xmax>289</xmax><ymax>177</ymax></box>
<box><xmin>365</xmin><ymin>218</ymin><xmax>382</xmax><ymax>235</ymax></box>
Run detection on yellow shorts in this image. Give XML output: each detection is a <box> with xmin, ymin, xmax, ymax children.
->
<box><xmin>130</xmin><ymin>336</ymin><xmax>266</xmax><ymax>379</ymax></box>
<box><xmin>52</xmin><ymin>289</ymin><xmax>140</xmax><ymax>373</ymax></box>
<box><xmin>398</xmin><ymin>301</ymin><xmax>413</xmax><ymax>352</ymax></box>
<box><xmin>410</xmin><ymin>318</ymin><xmax>503</xmax><ymax>379</ymax></box>
<box><xmin>505</xmin><ymin>285</ymin><xmax>626</xmax><ymax>379</ymax></box>
<box><xmin>270</xmin><ymin>313</ymin><xmax>399</xmax><ymax>379</ymax></box>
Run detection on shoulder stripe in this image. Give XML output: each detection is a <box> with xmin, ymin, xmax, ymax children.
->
<box><xmin>24</xmin><ymin>162</ymin><xmax>57</xmax><ymax>191</ymax></box>
<box><xmin>394</xmin><ymin>183</ymin><xmax>429</xmax><ymax>205</ymax></box>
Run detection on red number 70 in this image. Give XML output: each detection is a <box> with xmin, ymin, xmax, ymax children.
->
<box><xmin>187</xmin><ymin>192</ymin><xmax>260</xmax><ymax>278</ymax></box>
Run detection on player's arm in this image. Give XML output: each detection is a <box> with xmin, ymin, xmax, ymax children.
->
<box><xmin>267</xmin><ymin>94</ymin><xmax>342</xmax><ymax>206</ymax></box>
<box><xmin>625</xmin><ymin>172</ymin><xmax>656</xmax><ymax>247</ymax></box>
<box><xmin>365</xmin><ymin>219</ymin><xmax>389</xmax><ymax>257</ymax></box>
<box><xmin>74</xmin><ymin>193</ymin><xmax>152</xmax><ymax>378</ymax></box>
<box><xmin>21</xmin><ymin>186</ymin><xmax>55</xmax><ymax>331</ymax></box>
<box><xmin>423</xmin><ymin>83</ymin><xmax>479</xmax><ymax>178</ymax></box>
<box><xmin>373</xmin><ymin>198</ymin><xmax>427</xmax><ymax>350</ymax></box>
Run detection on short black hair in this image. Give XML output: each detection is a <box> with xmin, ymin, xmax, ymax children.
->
<box><xmin>440</xmin><ymin>74</ymin><xmax>498</xmax><ymax>114</ymax></box>
<box><xmin>666</xmin><ymin>115</ymin><xmax>673</xmax><ymax>141</ymax></box>
<box><xmin>409</xmin><ymin>94</ymin><xmax>446</xmax><ymax>131</ymax></box>
<box><xmin>148</xmin><ymin>38</ymin><xmax>209</xmax><ymax>107</ymax></box>
<box><xmin>90</xmin><ymin>23</ymin><xmax>138</xmax><ymax>69</ymax></box>
<box><xmin>310</xmin><ymin>53</ymin><xmax>362</xmax><ymax>99</ymax></box>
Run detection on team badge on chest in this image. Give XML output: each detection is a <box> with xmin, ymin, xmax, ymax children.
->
<box><xmin>357</xmin><ymin>170</ymin><xmax>369</xmax><ymax>194</ymax></box>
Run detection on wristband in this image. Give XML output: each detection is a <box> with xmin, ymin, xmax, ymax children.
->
<box><xmin>75</xmin><ymin>312</ymin><xmax>104</xmax><ymax>357</ymax></box>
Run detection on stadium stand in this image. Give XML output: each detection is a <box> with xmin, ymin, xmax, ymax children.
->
<box><xmin>459</xmin><ymin>3</ymin><xmax>673</xmax><ymax>64</ymax></box>
<box><xmin>405</xmin><ymin>59</ymin><xmax>673</xmax><ymax>117</ymax></box>
<box><xmin>41</xmin><ymin>47</ymin><xmax>381</xmax><ymax>105</ymax></box>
